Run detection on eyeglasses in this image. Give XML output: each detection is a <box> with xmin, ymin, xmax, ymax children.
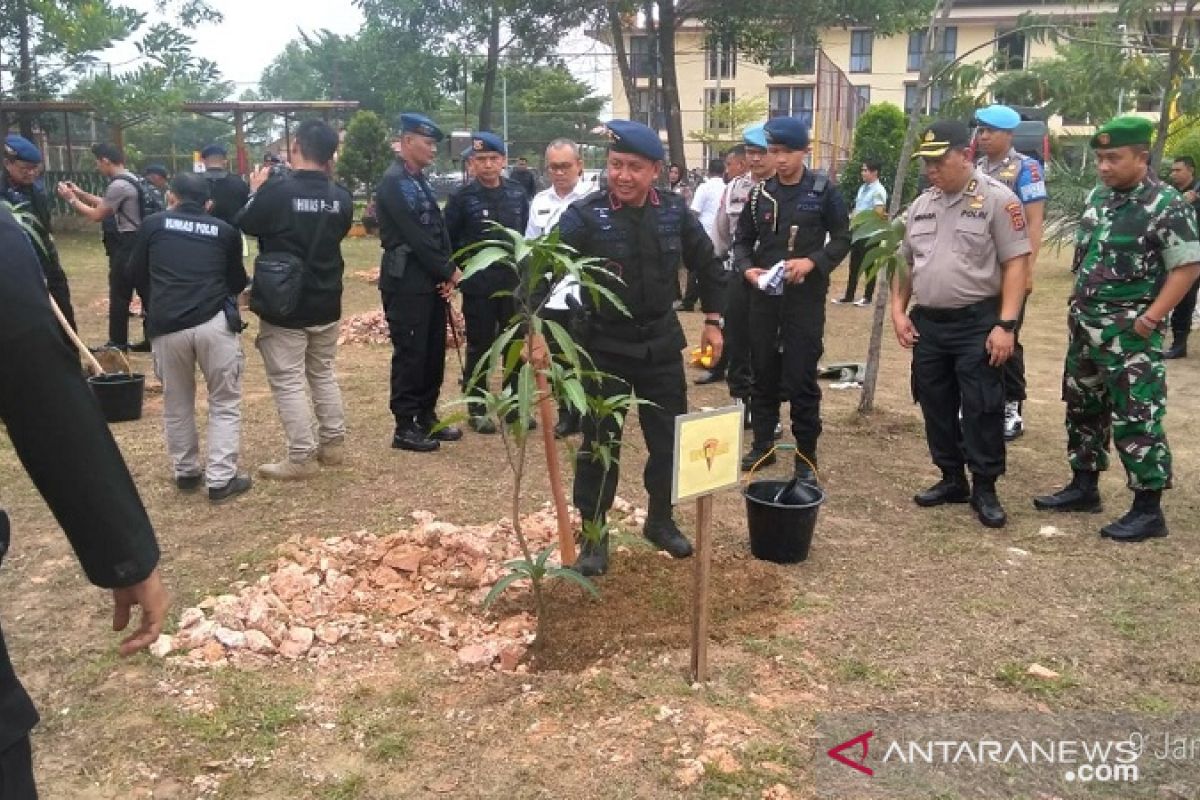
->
<box><xmin>547</xmin><ymin>162</ymin><xmax>578</xmax><ymax>173</ymax></box>
<box><xmin>6</xmin><ymin>160</ymin><xmax>40</xmax><ymax>176</ymax></box>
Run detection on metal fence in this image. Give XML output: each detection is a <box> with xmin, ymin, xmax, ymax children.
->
<box><xmin>812</xmin><ymin>50</ymin><xmax>868</xmax><ymax>181</ymax></box>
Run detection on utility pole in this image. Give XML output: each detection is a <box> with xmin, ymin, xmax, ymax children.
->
<box><xmin>502</xmin><ymin>67</ymin><xmax>508</xmax><ymax>153</ymax></box>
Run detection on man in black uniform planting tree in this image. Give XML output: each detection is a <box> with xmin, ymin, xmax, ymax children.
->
<box><xmin>557</xmin><ymin>119</ymin><xmax>725</xmax><ymax>577</ymax></box>
<box><xmin>0</xmin><ymin>205</ymin><xmax>169</xmax><ymax>798</ymax></box>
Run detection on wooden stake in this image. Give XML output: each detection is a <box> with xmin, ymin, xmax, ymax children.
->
<box><xmin>535</xmin><ymin>369</ymin><xmax>576</xmax><ymax>566</ymax></box>
<box><xmin>690</xmin><ymin>493</ymin><xmax>714</xmax><ymax>683</ymax></box>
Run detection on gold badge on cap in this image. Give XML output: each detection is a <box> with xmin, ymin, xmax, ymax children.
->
<box><xmin>472</xmin><ymin>139</ymin><xmax>484</xmax><ymax>150</ymax></box>
<box><xmin>1097</xmin><ymin>133</ymin><xmax>1110</xmax><ymax>145</ymax></box>
<box><xmin>924</xmin><ymin>131</ymin><xmax>935</xmax><ymax>142</ymax></box>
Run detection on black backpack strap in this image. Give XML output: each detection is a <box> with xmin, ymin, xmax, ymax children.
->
<box><xmin>109</xmin><ymin>174</ymin><xmax>143</xmax><ymax>228</ymax></box>
<box><xmin>811</xmin><ymin>170</ymin><xmax>829</xmax><ymax>193</ymax></box>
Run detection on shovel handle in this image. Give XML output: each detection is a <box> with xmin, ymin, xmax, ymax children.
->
<box><xmin>48</xmin><ymin>295</ymin><xmax>107</xmax><ymax>376</ymax></box>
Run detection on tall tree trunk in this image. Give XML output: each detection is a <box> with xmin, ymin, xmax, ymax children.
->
<box><xmin>642</xmin><ymin>0</ymin><xmax>660</xmax><ymax>136</ymax></box>
<box><xmin>478</xmin><ymin>5</ymin><xmax>502</xmax><ymax>131</ymax></box>
<box><xmin>16</xmin><ymin>0</ymin><xmax>36</xmax><ymax>139</ymax></box>
<box><xmin>859</xmin><ymin>0</ymin><xmax>957</xmax><ymax>414</ymax></box>
<box><xmin>607</xmin><ymin>0</ymin><xmax>637</xmax><ymax>117</ymax></box>
<box><xmin>1150</xmin><ymin>0</ymin><xmax>1195</xmax><ymax>169</ymax></box>
<box><xmin>656</xmin><ymin>0</ymin><xmax>686</xmax><ymax>171</ymax></box>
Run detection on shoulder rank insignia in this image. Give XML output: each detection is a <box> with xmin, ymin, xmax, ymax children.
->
<box><xmin>965</xmin><ymin>178</ymin><xmax>978</xmax><ymax>194</ymax></box>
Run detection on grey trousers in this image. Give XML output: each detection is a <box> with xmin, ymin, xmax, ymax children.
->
<box><xmin>255</xmin><ymin>320</ymin><xmax>346</xmax><ymax>462</ymax></box>
<box><xmin>151</xmin><ymin>310</ymin><xmax>244</xmax><ymax>488</ymax></box>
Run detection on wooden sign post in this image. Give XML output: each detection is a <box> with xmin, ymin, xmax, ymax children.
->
<box><xmin>671</xmin><ymin>406</ymin><xmax>744</xmax><ymax>684</ymax></box>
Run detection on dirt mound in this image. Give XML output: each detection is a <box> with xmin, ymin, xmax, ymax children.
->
<box><xmin>338</xmin><ymin>305</ymin><xmax>465</xmax><ymax>348</ymax></box>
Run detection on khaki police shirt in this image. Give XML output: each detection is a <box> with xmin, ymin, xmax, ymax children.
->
<box><xmin>901</xmin><ymin>168</ymin><xmax>1031</xmax><ymax>309</ymax></box>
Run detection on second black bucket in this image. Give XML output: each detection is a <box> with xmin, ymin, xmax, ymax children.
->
<box><xmin>88</xmin><ymin>373</ymin><xmax>146</xmax><ymax>423</ymax></box>
<box><xmin>744</xmin><ymin>479</ymin><xmax>824</xmax><ymax>564</ymax></box>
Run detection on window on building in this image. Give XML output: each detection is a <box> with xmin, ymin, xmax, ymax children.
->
<box><xmin>904</xmin><ymin>82</ymin><xmax>952</xmax><ymax>115</ymax></box>
<box><xmin>1143</xmin><ymin>19</ymin><xmax>1173</xmax><ymax>48</ymax></box>
<box><xmin>769</xmin><ymin>86</ymin><xmax>815</xmax><ymax>120</ymax></box>
<box><xmin>907</xmin><ymin>27</ymin><xmax>957</xmax><ymax>72</ymax></box>
<box><xmin>631</xmin><ymin>88</ymin><xmax>666</xmax><ymax>130</ymax></box>
<box><xmin>705</xmin><ymin>88</ymin><xmax>736</xmax><ymax>130</ymax></box>
<box><xmin>855</xmin><ymin>85</ymin><xmax>871</xmax><ymax>106</ymax></box>
<box><xmin>776</xmin><ymin>35</ymin><xmax>817</xmax><ymax>74</ymax></box>
<box><xmin>706</xmin><ymin>35</ymin><xmax>737</xmax><ymax>80</ymax></box>
<box><xmin>629</xmin><ymin>35</ymin><xmax>657</xmax><ymax>79</ymax></box>
<box><xmin>995</xmin><ymin>28</ymin><xmax>1027</xmax><ymax>71</ymax></box>
<box><xmin>850</xmin><ymin>30</ymin><xmax>873</xmax><ymax>73</ymax></box>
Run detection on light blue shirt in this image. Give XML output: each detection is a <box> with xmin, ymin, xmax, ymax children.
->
<box><xmin>854</xmin><ymin>180</ymin><xmax>887</xmax><ymax>215</ymax></box>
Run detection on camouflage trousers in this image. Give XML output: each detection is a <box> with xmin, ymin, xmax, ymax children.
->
<box><xmin>1062</xmin><ymin>312</ymin><xmax>1172</xmax><ymax>490</ymax></box>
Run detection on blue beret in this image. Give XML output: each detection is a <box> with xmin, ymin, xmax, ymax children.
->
<box><xmin>974</xmin><ymin>104</ymin><xmax>1021</xmax><ymax>131</ymax></box>
<box><xmin>4</xmin><ymin>135</ymin><xmax>42</xmax><ymax>165</ymax></box>
<box><xmin>471</xmin><ymin>131</ymin><xmax>506</xmax><ymax>156</ymax></box>
<box><xmin>763</xmin><ymin>117</ymin><xmax>810</xmax><ymax>150</ymax></box>
<box><xmin>460</xmin><ymin>147</ymin><xmax>474</xmax><ymax>161</ymax></box>
<box><xmin>742</xmin><ymin>124</ymin><xmax>768</xmax><ymax>149</ymax></box>
<box><xmin>200</xmin><ymin>144</ymin><xmax>227</xmax><ymax>159</ymax></box>
<box><xmin>605</xmin><ymin>119</ymin><xmax>665</xmax><ymax>161</ymax></box>
<box><xmin>399</xmin><ymin>112</ymin><xmax>444</xmax><ymax>142</ymax></box>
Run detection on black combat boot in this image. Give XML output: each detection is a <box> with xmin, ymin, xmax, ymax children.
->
<box><xmin>913</xmin><ymin>469</ymin><xmax>970</xmax><ymax>507</ymax></box>
<box><xmin>1100</xmin><ymin>490</ymin><xmax>1169</xmax><ymax>542</ymax></box>
<box><xmin>1165</xmin><ymin>331</ymin><xmax>1188</xmax><ymax>359</ymax></box>
<box><xmin>741</xmin><ymin>441</ymin><xmax>776</xmax><ymax>472</ymax></box>
<box><xmin>643</xmin><ymin>515</ymin><xmax>694</xmax><ymax>558</ymax></box>
<box><xmin>572</xmin><ymin>534</ymin><xmax>610</xmax><ymax>576</ymax></box>
<box><xmin>970</xmin><ymin>474</ymin><xmax>1007</xmax><ymax>528</ymax></box>
<box><xmin>794</xmin><ymin>452</ymin><xmax>818</xmax><ymax>486</ymax></box>
<box><xmin>420</xmin><ymin>414</ymin><xmax>463</xmax><ymax>442</ymax></box>
<box><xmin>392</xmin><ymin>421</ymin><xmax>440</xmax><ymax>452</ymax></box>
<box><xmin>1033</xmin><ymin>469</ymin><xmax>1102</xmax><ymax>512</ymax></box>
<box><xmin>553</xmin><ymin>407</ymin><xmax>581</xmax><ymax>438</ymax></box>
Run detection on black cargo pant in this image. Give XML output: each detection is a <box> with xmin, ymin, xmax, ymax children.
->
<box><xmin>1171</xmin><ymin>275</ymin><xmax>1200</xmax><ymax>338</ymax></box>
<box><xmin>840</xmin><ymin>240</ymin><xmax>877</xmax><ymax>303</ymax></box>
<box><xmin>1</xmin><ymin>513</ymin><xmax>40</xmax><ymax>800</ymax></box>
<box><xmin>104</xmin><ymin>232</ymin><xmax>138</xmax><ymax>346</ymax></box>
<box><xmin>1002</xmin><ymin>299</ymin><xmax>1028</xmax><ymax>404</ymax></box>
<box><xmin>748</xmin><ymin>289</ymin><xmax>825</xmax><ymax>462</ymax></box>
<box><xmin>0</xmin><ymin>736</ymin><xmax>35</xmax><ymax>800</ymax></box>
<box><xmin>703</xmin><ymin>274</ymin><xmax>753</xmax><ymax>399</ymax></box>
<box><xmin>911</xmin><ymin>300</ymin><xmax>1006</xmax><ymax>479</ymax></box>
<box><xmin>461</xmin><ymin>292</ymin><xmax>518</xmax><ymax>417</ymax></box>
<box><xmin>574</xmin><ymin>345</ymin><xmax>687</xmax><ymax>525</ymax></box>
<box><xmin>382</xmin><ymin>290</ymin><xmax>447</xmax><ymax>428</ymax></box>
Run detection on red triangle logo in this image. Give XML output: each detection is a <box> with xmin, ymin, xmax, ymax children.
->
<box><xmin>827</xmin><ymin>730</ymin><xmax>874</xmax><ymax>776</ymax></box>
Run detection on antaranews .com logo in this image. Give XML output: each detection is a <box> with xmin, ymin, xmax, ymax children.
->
<box><xmin>814</xmin><ymin>714</ymin><xmax>1198</xmax><ymax>798</ymax></box>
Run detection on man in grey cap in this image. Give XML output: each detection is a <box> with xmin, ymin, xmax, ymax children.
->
<box><xmin>893</xmin><ymin>121</ymin><xmax>1031</xmax><ymax>529</ymax></box>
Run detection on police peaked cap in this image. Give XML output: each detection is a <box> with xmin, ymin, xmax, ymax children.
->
<box><xmin>763</xmin><ymin>117</ymin><xmax>810</xmax><ymax>149</ymax></box>
<box><xmin>913</xmin><ymin>120</ymin><xmax>972</xmax><ymax>158</ymax></box>
<box><xmin>1090</xmin><ymin>116</ymin><xmax>1153</xmax><ymax>149</ymax></box>
<box><xmin>4</xmin><ymin>134</ymin><xmax>42</xmax><ymax>164</ymax></box>
<box><xmin>399</xmin><ymin>112</ymin><xmax>444</xmax><ymax>142</ymax></box>
<box><xmin>604</xmin><ymin>119</ymin><xmax>665</xmax><ymax>161</ymax></box>
<box><xmin>974</xmin><ymin>104</ymin><xmax>1022</xmax><ymax>131</ymax></box>
<box><xmin>200</xmin><ymin>143</ymin><xmax>228</xmax><ymax>159</ymax></box>
<box><xmin>471</xmin><ymin>131</ymin><xmax>506</xmax><ymax>155</ymax></box>
<box><xmin>742</xmin><ymin>124</ymin><xmax>768</xmax><ymax>149</ymax></box>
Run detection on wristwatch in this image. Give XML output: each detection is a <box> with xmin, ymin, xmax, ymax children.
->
<box><xmin>996</xmin><ymin>319</ymin><xmax>1018</xmax><ymax>332</ymax></box>
<box><xmin>704</xmin><ymin>318</ymin><xmax>724</xmax><ymax>328</ymax></box>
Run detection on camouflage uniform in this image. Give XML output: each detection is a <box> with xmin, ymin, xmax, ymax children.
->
<box><xmin>1065</xmin><ymin>176</ymin><xmax>1200</xmax><ymax>489</ymax></box>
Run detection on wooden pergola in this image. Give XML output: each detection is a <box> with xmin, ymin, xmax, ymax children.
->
<box><xmin>0</xmin><ymin>100</ymin><xmax>360</xmax><ymax>174</ymax></box>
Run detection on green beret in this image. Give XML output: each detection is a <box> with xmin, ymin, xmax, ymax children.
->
<box><xmin>1090</xmin><ymin>116</ymin><xmax>1153</xmax><ymax>149</ymax></box>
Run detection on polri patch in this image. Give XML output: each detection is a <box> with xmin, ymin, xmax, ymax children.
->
<box><xmin>1005</xmin><ymin>200</ymin><xmax>1026</xmax><ymax>231</ymax></box>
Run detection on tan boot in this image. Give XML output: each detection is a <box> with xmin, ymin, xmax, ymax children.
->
<box><xmin>318</xmin><ymin>438</ymin><xmax>345</xmax><ymax>466</ymax></box>
<box><xmin>257</xmin><ymin>457</ymin><xmax>319</xmax><ymax>481</ymax></box>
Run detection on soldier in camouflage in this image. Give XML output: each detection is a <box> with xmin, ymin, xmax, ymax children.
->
<box><xmin>1034</xmin><ymin>116</ymin><xmax>1200</xmax><ymax>542</ymax></box>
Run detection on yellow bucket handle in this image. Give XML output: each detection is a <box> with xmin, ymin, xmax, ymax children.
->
<box><xmin>742</xmin><ymin>442</ymin><xmax>820</xmax><ymax>484</ymax></box>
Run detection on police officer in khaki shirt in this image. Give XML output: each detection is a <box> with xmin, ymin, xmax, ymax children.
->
<box><xmin>892</xmin><ymin>121</ymin><xmax>1031</xmax><ymax>529</ymax></box>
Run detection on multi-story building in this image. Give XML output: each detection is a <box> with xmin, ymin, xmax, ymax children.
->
<box><xmin>593</xmin><ymin>2</ymin><xmax>1194</xmax><ymax>169</ymax></box>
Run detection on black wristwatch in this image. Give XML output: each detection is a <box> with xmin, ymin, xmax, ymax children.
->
<box><xmin>704</xmin><ymin>318</ymin><xmax>723</xmax><ymax>328</ymax></box>
<box><xmin>996</xmin><ymin>319</ymin><xmax>1018</xmax><ymax>332</ymax></box>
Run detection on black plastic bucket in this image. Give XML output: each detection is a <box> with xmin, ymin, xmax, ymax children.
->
<box><xmin>744</xmin><ymin>479</ymin><xmax>825</xmax><ymax>563</ymax></box>
<box><xmin>88</xmin><ymin>373</ymin><xmax>146</xmax><ymax>423</ymax></box>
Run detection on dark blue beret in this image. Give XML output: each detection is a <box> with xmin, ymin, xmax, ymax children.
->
<box><xmin>460</xmin><ymin>147</ymin><xmax>474</xmax><ymax>161</ymax></box>
<box><xmin>605</xmin><ymin>119</ymin><xmax>665</xmax><ymax>161</ymax></box>
<box><xmin>200</xmin><ymin>143</ymin><xmax>227</xmax><ymax>159</ymax></box>
<box><xmin>4</xmin><ymin>135</ymin><xmax>42</xmax><ymax>165</ymax></box>
<box><xmin>764</xmin><ymin>117</ymin><xmax>810</xmax><ymax>150</ymax></box>
<box><xmin>399</xmin><ymin>112</ymin><xmax>444</xmax><ymax>142</ymax></box>
<box><xmin>142</xmin><ymin>164</ymin><xmax>169</xmax><ymax>178</ymax></box>
<box><xmin>471</xmin><ymin>131</ymin><xmax>505</xmax><ymax>156</ymax></box>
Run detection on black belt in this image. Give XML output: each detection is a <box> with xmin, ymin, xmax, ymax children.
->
<box><xmin>913</xmin><ymin>297</ymin><xmax>999</xmax><ymax>323</ymax></box>
<box><xmin>592</xmin><ymin>312</ymin><xmax>676</xmax><ymax>342</ymax></box>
